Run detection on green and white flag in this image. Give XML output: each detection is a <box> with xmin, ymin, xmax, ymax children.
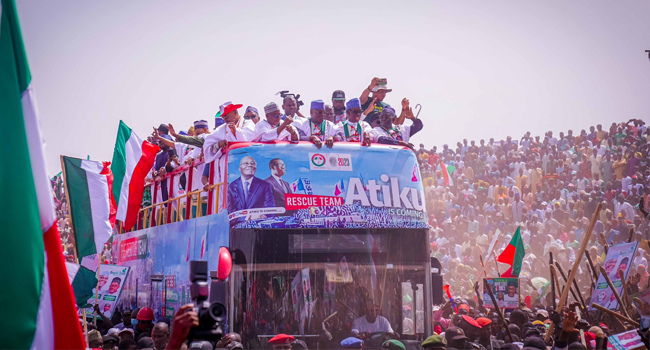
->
<box><xmin>65</xmin><ymin>262</ymin><xmax>99</xmax><ymax>308</ymax></box>
<box><xmin>62</xmin><ymin>156</ymin><xmax>116</xmax><ymax>258</ymax></box>
<box><xmin>0</xmin><ymin>0</ymin><xmax>85</xmax><ymax>348</ymax></box>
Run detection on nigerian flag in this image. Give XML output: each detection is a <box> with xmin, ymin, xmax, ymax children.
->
<box><xmin>0</xmin><ymin>0</ymin><xmax>85</xmax><ymax>348</ymax></box>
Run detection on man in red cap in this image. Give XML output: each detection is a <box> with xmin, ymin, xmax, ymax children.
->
<box><xmin>134</xmin><ymin>307</ymin><xmax>155</xmax><ymax>340</ymax></box>
<box><xmin>456</xmin><ymin>315</ymin><xmax>484</xmax><ymax>347</ymax></box>
<box><xmin>203</xmin><ymin>101</ymin><xmax>256</xmax><ymax>163</ymax></box>
<box><xmin>268</xmin><ymin>334</ymin><xmax>295</xmax><ymax>350</ymax></box>
<box><xmin>476</xmin><ymin>317</ymin><xmax>503</xmax><ymax>350</ymax></box>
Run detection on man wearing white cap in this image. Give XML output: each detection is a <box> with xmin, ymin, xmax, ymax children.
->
<box><xmin>203</xmin><ymin>101</ymin><xmax>256</xmax><ymax>163</ymax></box>
<box><xmin>335</xmin><ymin>98</ymin><xmax>372</xmax><ymax>146</ymax></box>
<box><xmin>253</xmin><ymin>102</ymin><xmax>299</xmax><ymax>142</ymax></box>
<box><xmin>293</xmin><ymin>100</ymin><xmax>338</xmax><ymax>148</ymax></box>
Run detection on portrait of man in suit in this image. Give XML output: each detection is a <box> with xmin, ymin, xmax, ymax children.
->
<box><xmin>228</xmin><ymin>156</ymin><xmax>274</xmax><ymax>212</ymax></box>
<box><xmin>265</xmin><ymin>158</ymin><xmax>293</xmax><ymax>207</ymax></box>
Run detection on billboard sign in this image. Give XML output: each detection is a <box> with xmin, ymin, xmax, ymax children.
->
<box><xmin>226</xmin><ymin>143</ymin><xmax>429</xmax><ymax>229</ymax></box>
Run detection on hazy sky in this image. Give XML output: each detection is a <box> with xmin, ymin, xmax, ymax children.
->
<box><xmin>17</xmin><ymin>0</ymin><xmax>650</xmax><ymax>175</ymax></box>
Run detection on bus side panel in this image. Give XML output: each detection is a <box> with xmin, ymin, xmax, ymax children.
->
<box><xmin>110</xmin><ymin>211</ymin><xmax>229</xmax><ymax>319</ymax></box>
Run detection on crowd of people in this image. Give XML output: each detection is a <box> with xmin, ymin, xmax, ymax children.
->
<box><xmin>145</xmin><ymin>77</ymin><xmax>423</xmax><ymax>205</ymax></box>
<box><xmin>53</xmin><ymin>75</ymin><xmax>650</xmax><ymax>349</ymax></box>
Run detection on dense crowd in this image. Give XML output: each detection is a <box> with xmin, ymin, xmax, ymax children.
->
<box><xmin>417</xmin><ymin>119</ymin><xmax>649</xmax><ymax>298</ymax></box>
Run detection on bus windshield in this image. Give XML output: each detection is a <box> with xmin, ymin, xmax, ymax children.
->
<box><xmin>230</xmin><ymin>228</ymin><xmax>429</xmax><ymax>348</ymax></box>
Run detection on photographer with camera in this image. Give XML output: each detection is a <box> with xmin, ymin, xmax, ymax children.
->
<box><xmin>281</xmin><ymin>94</ymin><xmax>305</xmax><ymax>120</ymax></box>
<box><xmin>164</xmin><ymin>257</ymin><xmax>231</xmax><ymax>350</ymax></box>
<box><xmin>165</xmin><ymin>304</ymin><xmax>200</xmax><ymax>350</ymax></box>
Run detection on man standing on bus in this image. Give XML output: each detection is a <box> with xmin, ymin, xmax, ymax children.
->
<box><xmin>332</xmin><ymin>90</ymin><xmax>347</xmax><ymax>124</ymax></box>
<box><xmin>294</xmin><ymin>100</ymin><xmax>338</xmax><ymax>149</ymax></box>
<box><xmin>254</xmin><ymin>102</ymin><xmax>299</xmax><ymax>142</ymax></box>
<box><xmin>371</xmin><ymin>106</ymin><xmax>422</xmax><ymax>149</ymax></box>
<box><xmin>282</xmin><ymin>95</ymin><xmax>305</xmax><ymax>120</ymax></box>
<box><xmin>335</xmin><ymin>98</ymin><xmax>372</xmax><ymax>146</ymax></box>
<box><xmin>203</xmin><ymin>101</ymin><xmax>256</xmax><ymax>163</ymax></box>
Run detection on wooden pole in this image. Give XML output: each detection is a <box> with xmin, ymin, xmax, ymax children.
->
<box><xmin>590</xmin><ymin>303</ymin><xmax>639</xmax><ymax>327</ymax></box>
<box><xmin>493</xmin><ymin>254</ymin><xmax>501</xmax><ymax>278</ymax></box>
<box><xmin>479</xmin><ymin>255</ymin><xmax>489</xmax><ymax>279</ymax></box>
<box><xmin>93</xmin><ymin>263</ymin><xmax>101</xmax><ymax>324</ymax></box>
<box><xmin>544</xmin><ymin>202</ymin><xmax>601</xmax><ymax>342</ymax></box>
<box><xmin>555</xmin><ymin>262</ymin><xmax>591</xmax><ymax>322</ymax></box>
<box><xmin>482</xmin><ymin>278</ymin><xmax>513</xmax><ymax>343</ymax></box>
<box><xmin>550</xmin><ymin>252</ymin><xmax>557</xmax><ymax>310</ymax></box>
<box><xmin>82</xmin><ymin>309</ymin><xmax>89</xmax><ymax>345</ymax></box>
<box><xmin>618</xmin><ymin>270</ymin><xmax>633</xmax><ymax>313</ymax></box>
<box><xmin>597</xmin><ymin>266</ymin><xmax>632</xmax><ymax>320</ymax></box>
<box><xmin>550</xmin><ymin>265</ymin><xmax>564</xmax><ymax>296</ymax></box>
<box><xmin>584</xmin><ymin>251</ymin><xmax>599</xmax><ymax>286</ymax></box>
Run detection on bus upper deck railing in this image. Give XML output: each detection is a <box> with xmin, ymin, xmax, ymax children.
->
<box><xmin>124</xmin><ymin>158</ymin><xmax>224</xmax><ymax>233</ymax></box>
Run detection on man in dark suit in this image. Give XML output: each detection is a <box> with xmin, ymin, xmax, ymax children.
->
<box><xmin>265</xmin><ymin>158</ymin><xmax>293</xmax><ymax>207</ymax></box>
<box><xmin>228</xmin><ymin>156</ymin><xmax>274</xmax><ymax>212</ymax></box>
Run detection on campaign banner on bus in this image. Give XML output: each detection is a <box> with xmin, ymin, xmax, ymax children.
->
<box><xmin>109</xmin><ymin>212</ymin><xmax>229</xmax><ymax>320</ymax></box>
<box><xmin>590</xmin><ymin>241</ymin><xmax>638</xmax><ymax>310</ymax></box>
<box><xmin>226</xmin><ymin>143</ymin><xmax>429</xmax><ymax>229</ymax></box>
<box><xmin>483</xmin><ymin>278</ymin><xmax>519</xmax><ymax>309</ymax></box>
<box><xmin>80</xmin><ymin>264</ymin><xmax>130</xmax><ymax>318</ymax></box>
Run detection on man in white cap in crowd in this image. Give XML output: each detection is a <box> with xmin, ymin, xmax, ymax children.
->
<box><xmin>253</xmin><ymin>102</ymin><xmax>299</xmax><ymax>142</ymax></box>
<box><xmin>335</xmin><ymin>98</ymin><xmax>372</xmax><ymax>146</ymax></box>
<box><xmin>370</xmin><ymin>105</ymin><xmax>422</xmax><ymax>149</ymax></box>
<box><xmin>203</xmin><ymin>101</ymin><xmax>256</xmax><ymax>163</ymax></box>
<box><xmin>294</xmin><ymin>100</ymin><xmax>338</xmax><ymax>149</ymax></box>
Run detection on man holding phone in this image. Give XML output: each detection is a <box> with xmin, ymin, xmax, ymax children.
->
<box><xmin>360</xmin><ymin>77</ymin><xmax>411</xmax><ymax>127</ymax></box>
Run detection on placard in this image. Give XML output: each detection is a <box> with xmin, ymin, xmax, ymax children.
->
<box><xmin>81</xmin><ymin>264</ymin><xmax>130</xmax><ymax>318</ymax></box>
<box><xmin>483</xmin><ymin>278</ymin><xmax>519</xmax><ymax>309</ymax></box>
<box><xmin>590</xmin><ymin>242</ymin><xmax>638</xmax><ymax>310</ymax></box>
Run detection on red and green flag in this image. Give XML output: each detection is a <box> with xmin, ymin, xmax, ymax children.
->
<box><xmin>497</xmin><ymin>226</ymin><xmax>525</xmax><ymax>277</ymax></box>
<box><xmin>111</xmin><ymin>121</ymin><xmax>159</xmax><ymax>230</ymax></box>
<box><xmin>0</xmin><ymin>0</ymin><xmax>85</xmax><ymax>348</ymax></box>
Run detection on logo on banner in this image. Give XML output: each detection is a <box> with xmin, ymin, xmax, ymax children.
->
<box><xmin>309</xmin><ymin>153</ymin><xmax>353</xmax><ymax>171</ymax></box>
<box><xmin>311</xmin><ymin>154</ymin><xmax>326</xmax><ymax>167</ymax></box>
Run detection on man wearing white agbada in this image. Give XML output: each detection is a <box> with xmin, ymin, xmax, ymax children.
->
<box><xmin>335</xmin><ymin>98</ymin><xmax>372</xmax><ymax>146</ymax></box>
<box><xmin>293</xmin><ymin>100</ymin><xmax>338</xmax><ymax>149</ymax></box>
<box><xmin>253</xmin><ymin>102</ymin><xmax>299</xmax><ymax>142</ymax></box>
<box><xmin>203</xmin><ymin>101</ymin><xmax>255</xmax><ymax>163</ymax></box>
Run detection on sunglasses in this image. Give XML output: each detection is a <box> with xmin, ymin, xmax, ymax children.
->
<box><xmin>244</xmin><ymin>115</ymin><xmax>256</xmax><ymax>120</ymax></box>
<box><xmin>350</xmin><ymin>109</ymin><xmax>363</xmax><ymax>115</ymax></box>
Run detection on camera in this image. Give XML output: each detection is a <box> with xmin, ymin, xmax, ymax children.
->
<box><xmin>187</xmin><ymin>260</ymin><xmax>227</xmax><ymax>349</ymax></box>
<box><xmin>277</xmin><ymin>90</ymin><xmax>305</xmax><ymax>110</ymax></box>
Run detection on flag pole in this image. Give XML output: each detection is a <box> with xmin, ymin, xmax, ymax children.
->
<box><xmin>544</xmin><ymin>203</ymin><xmax>601</xmax><ymax>342</ymax></box>
<box><xmin>549</xmin><ymin>252</ymin><xmax>557</xmax><ymax>310</ymax></box>
<box><xmin>493</xmin><ymin>255</ymin><xmax>501</xmax><ymax>278</ymax></box>
<box><xmin>82</xmin><ymin>309</ymin><xmax>89</xmax><ymax>344</ymax></box>
<box><xmin>598</xmin><ymin>265</ymin><xmax>632</xmax><ymax>320</ymax></box>
<box><xmin>93</xmin><ymin>262</ymin><xmax>102</xmax><ymax>324</ymax></box>
<box><xmin>482</xmin><ymin>278</ymin><xmax>513</xmax><ymax>343</ymax></box>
